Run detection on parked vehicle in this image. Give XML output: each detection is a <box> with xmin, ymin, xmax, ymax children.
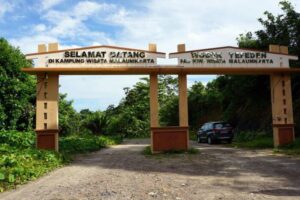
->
<box><xmin>197</xmin><ymin>121</ymin><xmax>233</xmax><ymax>144</ymax></box>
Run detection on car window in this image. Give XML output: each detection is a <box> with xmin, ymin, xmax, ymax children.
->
<box><xmin>205</xmin><ymin>124</ymin><xmax>209</xmax><ymax>130</ymax></box>
<box><xmin>214</xmin><ymin>123</ymin><xmax>231</xmax><ymax>128</ymax></box>
<box><xmin>206</xmin><ymin>123</ymin><xmax>212</xmax><ymax>130</ymax></box>
<box><xmin>214</xmin><ymin>123</ymin><xmax>223</xmax><ymax>129</ymax></box>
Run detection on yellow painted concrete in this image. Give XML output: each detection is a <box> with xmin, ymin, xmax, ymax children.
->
<box><xmin>269</xmin><ymin>45</ymin><xmax>295</xmax><ymax>146</ymax></box>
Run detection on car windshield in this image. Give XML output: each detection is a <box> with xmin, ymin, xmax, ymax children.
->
<box><xmin>214</xmin><ymin>123</ymin><xmax>231</xmax><ymax>129</ymax></box>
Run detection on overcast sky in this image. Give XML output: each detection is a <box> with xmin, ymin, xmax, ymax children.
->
<box><xmin>0</xmin><ymin>0</ymin><xmax>299</xmax><ymax>111</ymax></box>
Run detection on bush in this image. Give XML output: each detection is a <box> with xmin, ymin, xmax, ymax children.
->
<box><xmin>0</xmin><ymin>131</ymin><xmax>64</xmax><ymax>192</ymax></box>
<box><xmin>0</xmin><ymin>131</ymin><xmax>123</xmax><ymax>192</ymax></box>
<box><xmin>0</xmin><ymin>131</ymin><xmax>35</xmax><ymax>148</ymax></box>
<box><xmin>60</xmin><ymin>134</ymin><xmax>122</xmax><ymax>154</ymax></box>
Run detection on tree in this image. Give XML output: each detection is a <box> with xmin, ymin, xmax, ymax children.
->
<box><xmin>104</xmin><ymin>75</ymin><xmax>181</xmax><ymax>137</ymax></box>
<box><xmin>81</xmin><ymin>111</ymin><xmax>108</xmax><ymax>135</ymax></box>
<box><xmin>215</xmin><ymin>0</ymin><xmax>300</xmax><ymax>133</ymax></box>
<box><xmin>59</xmin><ymin>93</ymin><xmax>80</xmax><ymax>136</ymax></box>
<box><xmin>238</xmin><ymin>0</ymin><xmax>300</xmax><ymax>64</ymax></box>
<box><xmin>0</xmin><ymin>38</ymin><xmax>35</xmax><ymax>131</ymax></box>
<box><xmin>105</xmin><ymin>77</ymin><xmax>150</xmax><ymax>137</ymax></box>
<box><xmin>188</xmin><ymin>81</ymin><xmax>223</xmax><ymax>130</ymax></box>
<box><xmin>159</xmin><ymin>75</ymin><xmax>179</xmax><ymax>126</ymax></box>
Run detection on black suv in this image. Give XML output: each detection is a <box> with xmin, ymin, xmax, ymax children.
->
<box><xmin>197</xmin><ymin>121</ymin><xmax>233</xmax><ymax>144</ymax></box>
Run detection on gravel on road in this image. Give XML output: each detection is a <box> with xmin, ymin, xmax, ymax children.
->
<box><xmin>1</xmin><ymin>139</ymin><xmax>300</xmax><ymax>200</ymax></box>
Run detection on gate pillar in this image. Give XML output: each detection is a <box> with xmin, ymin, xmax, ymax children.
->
<box><xmin>150</xmin><ymin>72</ymin><xmax>159</xmax><ymax>152</ymax></box>
<box><xmin>149</xmin><ymin>44</ymin><xmax>160</xmax><ymax>152</ymax></box>
<box><xmin>178</xmin><ymin>72</ymin><xmax>189</xmax><ymax>149</ymax></box>
<box><xmin>269</xmin><ymin>45</ymin><xmax>295</xmax><ymax>147</ymax></box>
<box><xmin>150</xmin><ymin>44</ymin><xmax>189</xmax><ymax>153</ymax></box>
<box><xmin>35</xmin><ymin>43</ymin><xmax>59</xmax><ymax>151</ymax></box>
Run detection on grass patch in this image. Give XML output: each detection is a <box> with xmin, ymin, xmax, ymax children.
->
<box><xmin>0</xmin><ymin>131</ymin><xmax>122</xmax><ymax>192</ymax></box>
<box><xmin>142</xmin><ymin>146</ymin><xmax>199</xmax><ymax>156</ymax></box>
<box><xmin>274</xmin><ymin>138</ymin><xmax>300</xmax><ymax>156</ymax></box>
<box><xmin>189</xmin><ymin>130</ymin><xmax>197</xmax><ymax>141</ymax></box>
<box><xmin>229</xmin><ymin>131</ymin><xmax>274</xmax><ymax>149</ymax></box>
<box><xmin>142</xmin><ymin>146</ymin><xmax>152</xmax><ymax>155</ymax></box>
<box><xmin>228</xmin><ymin>131</ymin><xmax>300</xmax><ymax>156</ymax></box>
<box><xmin>187</xmin><ymin>147</ymin><xmax>200</xmax><ymax>154</ymax></box>
<box><xmin>230</xmin><ymin>136</ymin><xmax>274</xmax><ymax>149</ymax></box>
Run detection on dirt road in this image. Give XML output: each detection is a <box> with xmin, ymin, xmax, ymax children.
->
<box><xmin>1</xmin><ymin>139</ymin><xmax>300</xmax><ymax>200</ymax></box>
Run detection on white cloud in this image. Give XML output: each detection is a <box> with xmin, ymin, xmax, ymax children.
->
<box><xmin>41</xmin><ymin>0</ymin><xmax>64</xmax><ymax>10</ymax></box>
<box><xmin>40</xmin><ymin>1</ymin><xmax>114</xmax><ymax>43</ymax></box>
<box><xmin>9</xmin><ymin>0</ymin><xmax>300</xmax><ymax>110</ymax></box>
<box><xmin>33</xmin><ymin>24</ymin><xmax>47</xmax><ymax>32</ymax></box>
<box><xmin>106</xmin><ymin>0</ymin><xmax>287</xmax><ymax>52</ymax></box>
<box><xmin>10</xmin><ymin>1</ymin><xmax>115</xmax><ymax>54</ymax></box>
<box><xmin>73</xmin><ymin>1</ymin><xmax>113</xmax><ymax>19</ymax></box>
<box><xmin>10</xmin><ymin>35</ymin><xmax>58</xmax><ymax>53</ymax></box>
<box><xmin>0</xmin><ymin>1</ymin><xmax>14</xmax><ymax>19</ymax></box>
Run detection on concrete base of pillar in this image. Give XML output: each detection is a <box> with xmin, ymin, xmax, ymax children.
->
<box><xmin>35</xmin><ymin>129</ymin><xmax>59</xmax><ymax>151</ymax></box>
<box><xmin>273</xmin><ymin>124</ymin><xmax>295</xmax><ymax>147</ymax></box>
<box><xmin>151</xmin><ymin>126</ymin><xmax>189</xmax><ymax>153</ymax></box>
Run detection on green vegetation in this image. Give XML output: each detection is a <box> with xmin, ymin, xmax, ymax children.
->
<box><xmin>142</xmin><ymin>146</ymin><xmax>152</xmax><ymax>155</ymax></box>
<box><xmin>187</xmin><ymin>148</ymin><xmax>200</xmax><ymax>154</ymax></box>
<box><xmin>60</xmin><ymin>134</ymin><xmax>122</xmax><ymax>155</ymax></box>
<box><xmin>229</xmin><ymin>131</ymin><xmax>300</xmax><ymax>155</ymax></box>
<box><xmin>0</xmin><ymin>38</ymin><xmax>35</xmax><ymax>131</ymax></box>
<box><xmin>274</xmin><ymin>138</ymin><xmax>300</xmax><ymax>155</ymax></box>
<box><xmin>230</xmin><ymin>131</ymin><xmax>274</xmax><ymax>149</ymax></box>
<box><xmin>189</xmin><ymin>130</ymin><xmax>197</xmax><ymax>141</ymax></box>
<box><xmin>0</xmin><ymin>131</ymin><xmax>122</xmax><ymax>192</ymax></box>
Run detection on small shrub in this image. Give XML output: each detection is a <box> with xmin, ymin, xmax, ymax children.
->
<box><xmin>142</xmin><ymin>146</ymin><xmax>152</xmax><ymax>155</ymax></box>
<box><xmin>0</xmin><ymin>131</ymin><xmax>123</xmax><ymax>192</ymax></box>
<box><xmin>187</xmin><ymin>148</ymin><xmax>200</xmax><ymax>154</ymax></box>
<box><xmin>189</xmin><ymin>130</ymin><xmax>197</xmax><ymax>141</ymax></box>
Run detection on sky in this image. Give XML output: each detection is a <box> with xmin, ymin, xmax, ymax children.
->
<box><xmin>1</xmin><ymin>0</ymin><xmax>300</xmax><ymax>111</ymax></box>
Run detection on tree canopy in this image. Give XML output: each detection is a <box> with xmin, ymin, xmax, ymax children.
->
<box><xmin>0</xmin><ymin>38</ymin><xmax>35</xmax><ymax>131</ymax></box>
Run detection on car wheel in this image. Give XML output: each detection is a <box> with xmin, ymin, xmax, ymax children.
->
<box><xmin>227</xmin><ymin>139</ymin><xmax>233</xmax><ymax>144</ymax></box>
<box><xmin>197</xmin><ymin>136</ymin><xmax>201</xmax><ymax>143</ymax></box>
<box><xmin>207</xmin><ymin>136</ymin><xmax>213</xmax><ymax>145</ymax></box>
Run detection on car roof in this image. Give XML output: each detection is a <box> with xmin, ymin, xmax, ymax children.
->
<box><xmin>206</xmin><ymin>121</ymin><xmax>227</xmax><ymax>124</ymax></box>
<box><xmin>203</xmin><ymin>121</ymin><xmax>230</xmax><ymax>125</ymax></box>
